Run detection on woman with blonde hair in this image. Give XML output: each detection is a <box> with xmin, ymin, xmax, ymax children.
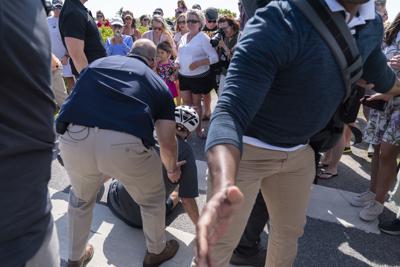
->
<box><xmin>142</xmin><ymin>15</ymin><xmax>176</xmax><ymax>56</ymax></box>
<box><xmin>175</xmin><ymin>9</ymin><xmax>218</xmax><ymax>138</ymax></box>
<box><xmin>174</xmin><ymin>13</ymin><xmax>189</xmax><ymax>46</ymax></box>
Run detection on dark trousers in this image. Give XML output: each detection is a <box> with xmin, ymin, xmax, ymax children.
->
<box><xmin>234</xmin><ymin>191</ymin><xmax>269</xmax><ymax>257</ymax></box>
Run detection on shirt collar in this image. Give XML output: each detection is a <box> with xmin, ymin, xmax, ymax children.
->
<box><xmin>324</xmin><ymin>0</ymin><xmax>375</xmax><ymax>29</ymax></box>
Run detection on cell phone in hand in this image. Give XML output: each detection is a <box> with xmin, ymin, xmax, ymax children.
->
<box><xmin>361</xmin><ymin>95</ymin><xmax>386</xmax><ymax>111</ymax></box>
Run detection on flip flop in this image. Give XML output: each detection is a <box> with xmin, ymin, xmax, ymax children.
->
<box><xmin>317</xmin><ymin>170</ymin><xmax>338</xmax><ymax>179</ymax></box>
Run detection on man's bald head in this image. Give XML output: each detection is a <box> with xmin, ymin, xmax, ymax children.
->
<box><xmin>129</xmin><ymin>39</ymin><xmax>157</xmax><ymax>64</ymax></box>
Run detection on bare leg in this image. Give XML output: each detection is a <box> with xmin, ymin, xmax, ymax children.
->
<box><xmin>319</xmin><ymin>133</ymin><xmax>346</xmax><ymax>177</ymax></box>
<box><xmin>175</xmin><ymin>81</ymin><xmax>182</xmax><ymax>106</ymax></box>
<box><xmin>64</xmin><ymin>77</ymin><xmax>75</xmax><ymax>95</ymax></box>
<box><xmin>181</xmin><ymin>197</ymin><xmax>199</xmax><ymax>224</ymax></box>
<box><xmin>320</xmin><ymin>149</ymin><xmax>332</xmax><ymax>166</ymax></box>
<box><xmin>375</xmin><ymin>142</ymin><xmax>400</xmax><ymax>203</ymax></box>
<box><xmin>181</xmin><ymin>90</ymin><xmax>192</xmax><ymax>106</ymax></box>
<box><xmin>192</xmin><ymin>93</ymin><xmax>206</xmax><ymax>138</ymax></box>
<box><xmin>344</xmin><ymin>124</ymin><xmax>352</xmax><ymax>147</ymax></box>
<box><xmin>202</xmin><ymin>93</ymin><xmax>212</xmax><ymax>119</ymax></box>
<box><xmin>369</xmin><ymin>144</ymin><xmax>381</xmax><ymax>193</ymax></box>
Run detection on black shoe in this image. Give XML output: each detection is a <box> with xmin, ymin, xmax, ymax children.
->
<box><xmin>379</xmin><ymin>219</ymin><xmax>400</xmax><ymax>236</ymax></box>
<box><xmin>229</xmin><ymin>249</ymin><xmax>266</xmax><ymax>267</ymax></box>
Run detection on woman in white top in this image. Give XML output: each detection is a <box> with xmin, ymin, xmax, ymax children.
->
<box><xmin>174</xmin><ymin>13</ymin><xmax>189</xmax><ymax>46</ymax></box>
<box><xmin>142</xmin><ymin>15</ymin><xmax>176</xmax><ymax>57</ymax></box>
<box><xmin>175</xmin><ymin>9</ymin><xmax>218</xmax><ymax>138</ymax></box>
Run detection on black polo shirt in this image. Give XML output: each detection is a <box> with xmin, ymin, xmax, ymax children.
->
<box><xmin>59</xmin><ymin>0</ymin><xmax>106</xmax><ymax>75</ymax></box>
<box><xmin>0</xmin><ymin>1</ymin><xmax>55</xmax><ymax>266</ymax></box>
<box><xmin>57</xmin><ymin>55</ymin><xmax>175</xmax><ymax>147</ymax></box>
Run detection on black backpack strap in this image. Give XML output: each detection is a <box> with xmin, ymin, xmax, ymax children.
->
<box><xmin>290</xmin><ymin>0</ymin><xmax>363</xmax><ymax>101</ymax></box>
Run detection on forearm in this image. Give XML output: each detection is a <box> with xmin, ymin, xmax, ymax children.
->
<box><xmin>70</xmin><ymin>51</ymin><xmax>88</xmax><ymax>73</ymax></box>
<box><xmin>196</xmin><ymin>58</ymin><xmax>211</xmax><ymax>67</ymax></box>
<box><xmin>207</xmin><ymin>144</ymin><xmax>240</xmax><ymax>194</ymax></box>
<box><xmin>386</xmin><ymin>77</ymin><xmax>400</xmax><ymax>96</ymax></box>
<box><xmin>159</xmin><ymin>137</ymin><xmax>178</xmax><ymax>172</ymax></box>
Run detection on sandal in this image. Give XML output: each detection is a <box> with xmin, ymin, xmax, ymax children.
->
<box><xmin>317</xmin><ymin>170</ymin><xmax>338</xmax><ymax>179</ymax></box>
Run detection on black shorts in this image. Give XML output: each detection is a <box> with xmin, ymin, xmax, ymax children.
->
<box><xmin>178</xmin><ymin>71</ymin><xmax>215</xmax><ymax>95</ymax></box>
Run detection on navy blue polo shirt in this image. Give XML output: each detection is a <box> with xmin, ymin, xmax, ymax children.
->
<box><xmin>57</xmin><ymin>55</ymin><xmax>175</xmax><ymax>146</ymax></box>
<box><xmin>206</xmin><ymin>1</ymin><xmax>396</xmax><ymax>152</ymax></box>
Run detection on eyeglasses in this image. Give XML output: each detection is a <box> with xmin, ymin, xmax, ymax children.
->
<box><xmin>186</xmin><ymin>20</ymin><xmax>200</xmax><ymax>24</ymax></box>
<box><xmin>207</xmin><ymin>20</ymin><xmax>216</xmax><ymax>23</ymax></box>
<box><xmin>177</xmin><ymin>20</ymin><xmax>186</xmax><ymax>24</ymax></box>
<box><xmin>153</xmin><ymin>26</ymin><xmax>163</xmax><ymax>31</ymax></box>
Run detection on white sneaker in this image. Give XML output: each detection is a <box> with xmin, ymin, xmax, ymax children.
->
<box><xmin>359</xmin><ymin>200</ymin><xmax>384</xmax><ymax>221</ymax></box>
<box><xmin>350</xmin><ymin>191</ymin><xmax>375</xmax><ymax>207</ymax></box>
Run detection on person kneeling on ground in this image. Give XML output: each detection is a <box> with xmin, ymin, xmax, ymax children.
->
<box><xmin>107</xmin><ymin>105</ymin><xmax>201</xmax><ymax>227</ymax></box>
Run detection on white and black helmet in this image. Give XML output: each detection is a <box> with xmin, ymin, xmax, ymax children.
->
<box><xmin>175</xmin><ymin>105</ymin><xmax>200</xmax><ymax>132</ymax></box>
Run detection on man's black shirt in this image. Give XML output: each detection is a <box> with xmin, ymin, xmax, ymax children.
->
<box><xmin>59</xmin><ymin>0</ymin><xmax>106</xmax><ymax>75</ymax></box>
<box><xmin>0</xmin><ymin>1</ymin><xmax>55</xmax><ymax>266</ymax></box>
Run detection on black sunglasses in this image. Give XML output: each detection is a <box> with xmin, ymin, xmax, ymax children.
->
<box><xmin>186</xmin><ymin>19</ymin><xmax>199</xmax><ymax>24</ymax></box>
<box><xmin>207</xmin><ymin>20</ymin><xmax>216</xmax><ymax>23</ymax></box>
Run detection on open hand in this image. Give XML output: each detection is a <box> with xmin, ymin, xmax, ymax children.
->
<box><xmin>195</xmin><ymin>186</ymin><xmax>244</xmax><ymax>267</ymax></box>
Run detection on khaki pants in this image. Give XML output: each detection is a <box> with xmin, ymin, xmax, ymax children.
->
<box><xmin>198</xmin><ymin>144</ymin><xmax>315</xmax><ymax>267</ymax></box>
<box><xmin>51</xmin><ymin>69</ymin><xmax>68</xmax><ymax>107</ymax></box>
<box><xmin>25</xmin><ymin>219</ymin><xmax>60</xmax><ymax>267</ymax></box>
<box><xmin>60</xmin><ymin>125</ymin><xmax>166</xmax><ymax>261</ymax></box>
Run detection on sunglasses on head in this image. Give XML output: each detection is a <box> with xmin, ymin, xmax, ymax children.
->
<box><xmin>186</xmin><ymin>19</ymin><xmax>199</xmax><ymax>24</ymax></box>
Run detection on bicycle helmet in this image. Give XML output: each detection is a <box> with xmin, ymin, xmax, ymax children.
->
<box><xmin>174</xmin><ymin>105</ymin><xmax>200</xmax><ymax>132</ymax></box>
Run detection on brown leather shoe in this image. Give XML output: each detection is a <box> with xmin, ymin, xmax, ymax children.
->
<box><xmin>67</xmin><ymin>244</ymin><xmax>94</xmax><ymax>267</ymax></box>
<box><xmin>143</xmin><ymin>239</ymin><xmax>179</xmax><ymax>267</ymax></box>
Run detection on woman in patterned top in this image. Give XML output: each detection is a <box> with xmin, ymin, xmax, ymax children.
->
<box><xmin>352</xmin><ymin>12</ymin><xmax>400</xmax><ymax>222</ymax></box>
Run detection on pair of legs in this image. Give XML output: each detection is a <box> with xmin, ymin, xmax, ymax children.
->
<box><xmin>181</xmin><ymin>90</ymin><xmax>206</xmax><ymax>138</ymax></box>
<box><xmin>369</xmin><ymin>142</ymin><xmax>400</xmax><ymax>203</ymax></box>
<box><xmin>60</xmin><ymin>125</ymin><xmax>167</xmax><ymax>261</ymax></box>
<box><xmin>198</xmin><ymin>144</ymin><xmax>315</xmax><ymax>267</ymax></box>
<box><xmin>319</xmin><ymin>125</ymin><xmax>352</xmax><ymax>178</ymax></box>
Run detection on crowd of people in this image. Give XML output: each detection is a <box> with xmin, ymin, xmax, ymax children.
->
<box><xmin>2</xmin><ymin>0</ymin><xmax>400</xmax><ymax>267</ymax></box>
